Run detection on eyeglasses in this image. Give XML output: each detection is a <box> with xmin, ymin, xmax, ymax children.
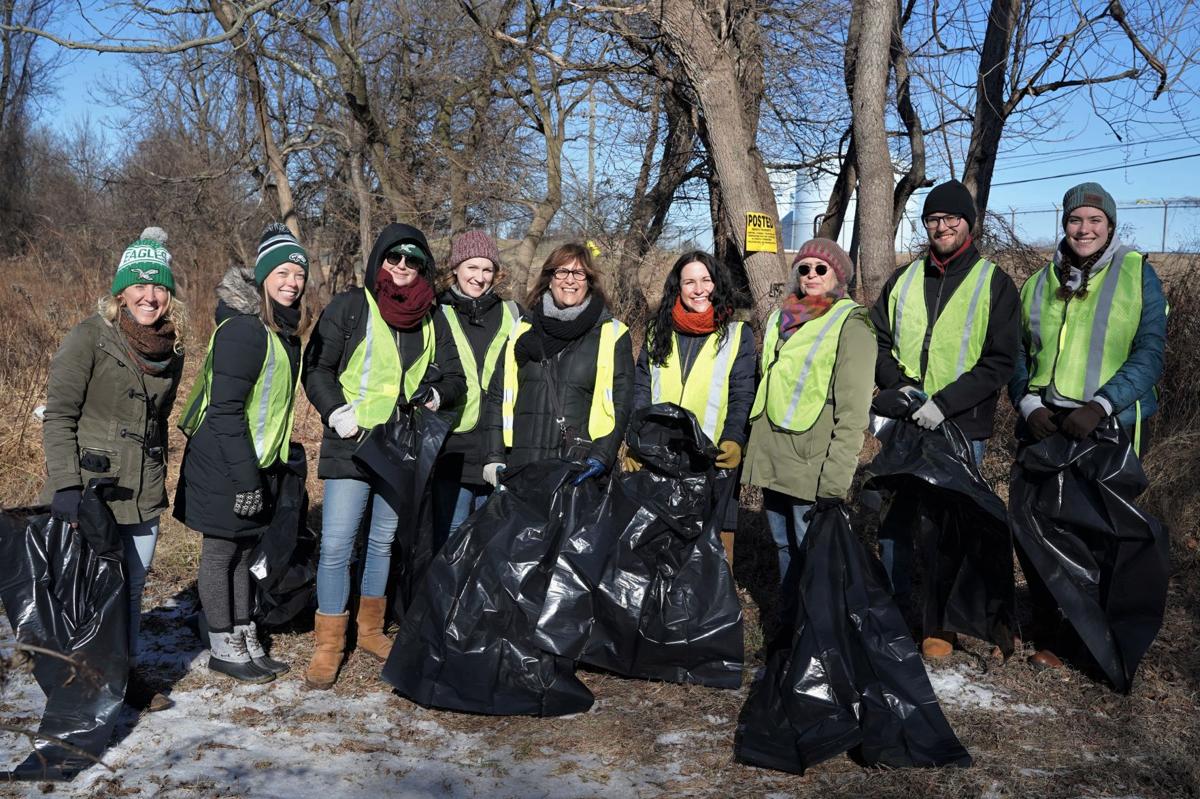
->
<box><xmin>796</xmin><ymin>263</ymin><xmax>829</xmax><ymax>277</ymax></box>
<box><xmin>552</xmin><ymin>268</ymin><xmax>587</xmax><ymax>282</ymax></box>
<box><xmin>384</xmin><ymin>252</ymin><xmax>427</xmax><ymax>269</ymax></box>
<box><xmin>923</xmin><ymin>214</ymin><xmax>963</xmax><ymax>231</ymax></box>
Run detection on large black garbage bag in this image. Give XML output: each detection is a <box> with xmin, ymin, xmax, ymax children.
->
<box><xmin>381</xmin><ymin>459</ymin><xmax>600</xmax><ymax>716</ymax></box>
<box><xmin>251</xmin><ymin>444</ymin><xmax>316</xmax><ymax>628</ymax></box>
<box><xmin>0</xmin><ymin>482</ymin><xmax>129</xmax><ymax>781</ymax></box>
<box><xmin>1009</xmin><ymin>421</ymin><xmax>1168</xmax><ymax>693</ymax></box>
<box><xmin>735</xmin><ymin>507</ymin><xmax>971</xmax><ymax>775</ymax></box>
<box><xmin>864</xmin><ymin>416</ymin><xmax>1015</xmax><ymax>654</ymax></box>
<box><xmin>354</xmin><ymin>407</ymin><xmax>451</xmax><ymax>619</ymax></box>
<box><xmin>538</xmin><ymin>403</ymin><xmax>743</xmax><ymax>688</ymax></box>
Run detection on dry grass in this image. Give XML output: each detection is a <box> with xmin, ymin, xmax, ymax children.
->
<box><xmin>2</xmin><ymin>246</ymin><xmax>1200</xmax><ymax>798</ymax></box>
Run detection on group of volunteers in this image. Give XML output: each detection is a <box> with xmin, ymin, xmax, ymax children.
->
<box><xmin>39</xmin><ymin>176</ymin><xmax>1166</xmax><ymax>714</ymax></box>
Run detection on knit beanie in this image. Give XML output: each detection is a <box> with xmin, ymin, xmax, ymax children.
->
<box><xmin>1062</xmin><ymin>182</ymin><xmax>1117</xmax><ymax>227</ymax></box>
<box><xmin>448</xmin><ymin>230</ymin><xmax>500</xmax><ymax>271</ymax></box>
<box><xmin>112</xmin><ymin>227</ymin><xmax>174</xmax><ymax>295</ymax></box>
<box><xmin>254</xmin><ymin>222</ymin><xmax>309</xmax><ymax>285</ymax></box>
<box><xmin>792</xmin><ymin>237</ymin><xmax>854</xmax><ymax>286</ymax></box>
<box><xmin>922</xmin><ymin>180</ymin><xmax>977</xmax><ymax>229</ymax></box>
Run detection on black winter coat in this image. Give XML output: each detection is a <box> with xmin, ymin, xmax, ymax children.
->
<box><xmin>482</xmin><ymin>305</ymin><xmax>634</xmax><ymax>470</ymax></box>
<box><xmin>632</xmin><ymin>322</ymin><xmax>757</xmax><ymax>447</ymax></box>
<box><xmin>174</xmin><ymin>267</ymin><xmax>301</xmax><ymax>539</ymax></box>
<box><xmin>303</xmin><ymin>224</ymin><xmax>466</xmax><ymax>481</ymax></box>
<box><xmin>869</xmin><ymin>242</ymin><xmax>1020</xmax><ymax>440</ymax></box>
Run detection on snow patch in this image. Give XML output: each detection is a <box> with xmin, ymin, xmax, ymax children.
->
<box><xmin>927</xmin><ymin>665</ymin><xmax>1055</xmax><ymax>715</ymax></box>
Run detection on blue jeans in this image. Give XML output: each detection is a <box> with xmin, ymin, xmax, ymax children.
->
<box><xmin>878</xmin><ymin>438</ymin><xmax>986</xmax><ymax>600</ymax></box>
<box><xmin>763</xmin><ymin>489</ymin><xmax>813</xmax><ymax>584</ymax></box>
<box><xmin>431</xmin><ymin>470</ymin><xmax>491</xmax><ymax>553</ymax></box>
<box><xmin>317</xmin><ymin>479</ymin><xmax>398</xmax><ymax>614</ymax></box>
<box><xmin>120</xmin><ymin>518</ymin><xmax>158</xmax><ymax>662</ymax></box>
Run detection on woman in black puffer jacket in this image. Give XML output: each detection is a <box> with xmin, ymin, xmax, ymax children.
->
<box><xmin>481</xmin><ymin>242</ymin><xmax>633</xmax><ymax>487</ymax></box>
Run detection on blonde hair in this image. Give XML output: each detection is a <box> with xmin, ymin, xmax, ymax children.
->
<box><xmin>98</xmin><ymin>291</ymin><xmax>188</xmax><ymax>355</ymax></box>
<box><xmin>261</xmin><ymin>285</ymin><xmax>311</xmax><ymax>336</ymax></box>
<box><xmin>437</xmin><ymin>258</ymin><xmax>507</xmax><ymax>298</ymax></box>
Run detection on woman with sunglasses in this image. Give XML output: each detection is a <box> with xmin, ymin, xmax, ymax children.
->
<box><xmin>302</xmin><ymin>223</ymin><xmax>465</xmax><ymax>690</ymax></box>
<box><xmin>481</xmin><ymin>242</ymin><xmax>633</xmax><ymax>488</ymax></box>
<box><xmin>741</xmin><ymin>238</ymin><xmax>876</xmax><ymax>583</ymax></box>
<box><xmin>631</xmin><ymin>250</ymin><xmax>755</xmax><ymax>565</ymax></box>
<box><xmin>43</xmin><ymin>227</ymin><xmax>184</xmax><ymax>710</ymax></box>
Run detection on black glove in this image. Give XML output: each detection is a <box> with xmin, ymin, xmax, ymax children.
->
<box><xmin>872</xmin><ymin>388</ymin><xmax>922</xmax><ymax>419</ymax></box>
<box><xmin>50</xmin><ymin>487</ymin><xmax>83</xmax><ymax>525</ymax></box>
<box><xmin>233</xmin><ymin>488</ymin><xmax>264</xmax><ymax>518</ymax></box>
<box><xmin>1060</xmin><ymin>400</ymin><xmax>1106</xmax><ymax>440</ymax></box>
<box><xmin>804</xmin><ymin>496</ymin><xmax>844</xmax><ymax>521</ymax></box>
<box><xmin>1027</xmin><ymin>407</ymin><xmax>1058</xmax><ymax>440</ymax></box>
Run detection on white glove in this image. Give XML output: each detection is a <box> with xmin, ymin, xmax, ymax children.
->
<box><xmin>328</xmin><ymin>404</ymin><xmax>359</xmax><ymax>439</ymax></box>
<box><xmin>911</xmin><ymin>398</ymin><xmax>945</xmax><ymax>430</ymax></box>
<box><xmin>483</xmin><ymin>462</ymin><xmax>505</xmax><ymax>487</ymax></box>
<box><xmin>423</xmin><ymin>387</ymin><xmax>441</xmax><ymax>412</ymax></box>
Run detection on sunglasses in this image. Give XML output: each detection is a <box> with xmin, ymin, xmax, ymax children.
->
<box><xmin>796</xmin><ymin>263</ymin><xmax>829</xmax><ymax>277</ymax></box>
<box><xmin>384</xmin><ymin>246</ymin><xmax>428</xmax><ymax>268</ymax></box>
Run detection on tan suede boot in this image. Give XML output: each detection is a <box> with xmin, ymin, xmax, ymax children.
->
<box><xmin>304</xmin><ymin>611</ymin><xmax>349</xmax><ymax>690</ymax></box>
<box><xmin>719</xmin><ymin>531</ymin><xmax>735</xmax><ymax>568</ymax></box>
<box><xmin>355</xmin><ymin>595</ymin><xmax>393</xmax><ymax>661</ymax></box>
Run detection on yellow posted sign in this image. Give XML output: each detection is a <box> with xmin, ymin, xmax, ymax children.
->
<box><xmin>745</xmin><ymin>212</ymin><xmax>778</xmax><ymax>253</ymax></box>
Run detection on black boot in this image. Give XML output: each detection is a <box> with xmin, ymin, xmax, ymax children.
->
<box><xmin>207</xmin><ymin>629</ymin><xmax>275</xmax><ymax>684</ymax></box>
<box><xmin>236</xmin><ymin>622</ymin><xmax>289</xmax><ymax>675</ymax></box>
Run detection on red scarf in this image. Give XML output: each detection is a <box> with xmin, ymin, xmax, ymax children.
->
<box><xmin>374</xmin><ymin>270</ymin><xmax>434</xmax><ymax>330</ymax></box>
<box><xmin>671</xmin><ymin>296</ymin><xmax>721</xmax><ymax>334</ymax></box>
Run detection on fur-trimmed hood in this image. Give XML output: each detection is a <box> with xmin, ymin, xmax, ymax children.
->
<box><xmin>215</xmin><ymin>265</ymin><xmax>262</xmax><ymax>322</ymax></box>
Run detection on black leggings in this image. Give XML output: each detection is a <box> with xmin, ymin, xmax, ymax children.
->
<box><xmin>198</xmin><ymin>536</ymin><xmax>255</xmax><ymax>632</ymax></box>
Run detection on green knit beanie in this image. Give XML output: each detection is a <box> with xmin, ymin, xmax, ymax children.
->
<box><xmin>255</xmin><ymin>222</ymin><xmax>309</xmax><ymax>285</ymax></box>
<box><xmin>1062</xmin><ymin>182</ymin><xmax>1117</xmax><ymax>228</ymax></box>
<box><xmin>112</xmin><ymin>227</ymin><xmax>174</xmax><ymax>296</ymax></box>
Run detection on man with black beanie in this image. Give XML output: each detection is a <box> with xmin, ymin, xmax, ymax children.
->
<box><xmin>869</xmin><ymin>178</ymin><xmax>1020</xmax><ymax>660</ymax></box>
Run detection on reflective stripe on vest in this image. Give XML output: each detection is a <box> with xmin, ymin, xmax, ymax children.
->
<box><xmin>749</xmin><ymin>299</ymin><xmax>858</xmax><ymax>433</ymax></box>
<box><xmin>340</xmin><ymin>291</ymin><xmax>432</xmax><ymax>428</ymax></box>
<box><xmin>1022</xmin><ymin>248</ymin><xmax>1143</xmax><ymax>403</ymax></box>
<box><xmin>177</xmin><ymin>319</ymin><xmax>298</xmax><ymax>468</ymax></box>
<box><xmin>501</xmin><ymin>317</ymin><xmax>628</xmax><ymax>448</ymax></box>
<box><xmin>887</xmin><ymin>257</ymin><xmax>995</xmax><ymax>395</ymax></box>
<box><xmin>649</xmin><ymin>321</ymin><xmax>743</xmax><ymax>444</ymax></box>
<box><xmin>441</xmin><ymin>299</ymin><xmax>518</xmax><ymax>433</ymax></box>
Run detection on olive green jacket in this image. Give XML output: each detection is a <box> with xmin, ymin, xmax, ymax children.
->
<box><xmin>42</xmin><ymin>313</ymin><xmax>184</xmax><ymax>524</ymax></box>
<box><xmin>741</xmin><ymin>307</ymin><xmax>876</xmax><ymax>501</ymax></box>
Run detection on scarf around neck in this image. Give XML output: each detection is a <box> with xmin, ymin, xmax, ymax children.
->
<box><xmin>777</xmin><ymin>284</ymin><xmax>847</xmax><ymax>342</ymax></box>
<box><xmin>375</xmin><ymin>270</ymin><xmax>435</xmax><ymax>330</ymax></box>
<box><xmin>118</xmin><ymin>308</ymin><xmax>177</xmax><ymax>374</ymax></box>
<box><xmin>671</xmin><ymin>296</ymin><xmax>719</xmax><ymax>335</ymax></box>
<box><xmin>515</xmin><ymin>292</ymin><xmax>603</xmax><ymax>365</ymax></box>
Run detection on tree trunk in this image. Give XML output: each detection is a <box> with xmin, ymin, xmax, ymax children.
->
<box><xmin>891</xmin><ymin>0</ymin><xmax>927</xmax><ymax>237</ymax></box>
<box><xmin>513</xmin><ymin>125</ymin><xmax>564</xmax><ymax>296</ymax></box>
<box><xmin>848</xmin><ymin>0</ymin><xmax>896</xmax><ymax>297</ymax></box>
<box><xmin>961</xmin><ymin>0</ymin><xmax>1021</xmax><ymax>235</ymax></box>
<box><xmin>817</xmin><ymin>130</ymin><xmax>856</xmax><ymax>242</ymax></box>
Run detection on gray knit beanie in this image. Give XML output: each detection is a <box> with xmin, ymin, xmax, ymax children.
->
<box><xmin>1062</xmin><ymin>182</ymin><xmax>1117</xmax><ymax>228</ymax></box>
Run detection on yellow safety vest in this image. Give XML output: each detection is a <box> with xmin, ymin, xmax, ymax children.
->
<box><xmin>1021</xmin><ymin>249</ymin><xmax>1143</xmax><ymax>403</ymax></box>
<box><xmin>178</xmin><ymin>319</ymin><xmax>298</xmax><ymax>468</ymax></box>
<box><xmin>501</xmin><ymin>317</ymin><xmax>628</xmax><ymax>447</ymax></box>
<box><xmin>441</xmin><ymin>300</ymin><xmax>519</xmax><ymax>433</ymax></box>
<box><xmin>649</xmin><ymin>321</ymin><xmax>744</xmax><ymax>445</ymax></box>
<box><xmin>750</xmin><ymin>299</ymin><xmax>859</xmax><ymax>433</ymax></box>
<box><xmin>887</xmin><ymin>257</ymin><xmax>995</xmax><ymax>395</ymax></box>
<box><xmin>339</xmin><ymin>291</ymin><xmax>433</xmax><ymax>428</ymax></box>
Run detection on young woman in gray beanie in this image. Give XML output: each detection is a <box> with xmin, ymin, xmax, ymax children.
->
<box><xmin>42</xmin><ymin>228</ymin><xmax>185</xmax><ymax>711</ymax></box>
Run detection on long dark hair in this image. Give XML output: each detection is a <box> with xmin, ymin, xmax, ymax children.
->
<box><xmin>646</xmin><ymin>250</ymin><xmax>737</xmax><ymax>367</ymax></box>
<box><xmin>525</xmin><ymin>242</ymin><xmax>606</xmax><ymax>309</ymax></box>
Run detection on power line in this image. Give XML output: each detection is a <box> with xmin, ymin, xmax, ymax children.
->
<box><xmin>990</xmin><ymin>152</ymin><xmax>1200</xmax><ymax>187</ymax></box>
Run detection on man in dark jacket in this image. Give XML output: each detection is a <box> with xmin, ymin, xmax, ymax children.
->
<box><xmin>870</xmin><ymin>179</ymin><xmax>1020</xmax><ymax>659</ymax></box>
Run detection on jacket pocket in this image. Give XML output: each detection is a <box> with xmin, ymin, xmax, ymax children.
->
<box><xmin>80</xmin><ymin>447</ymin><xmax>118</xmax><ymax>477</ymax></box>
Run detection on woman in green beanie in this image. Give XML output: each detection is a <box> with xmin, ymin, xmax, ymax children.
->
<box><xmin>42</xmin><ymin>227</ymin><xmax>185</xmax><ymax>712</ymax></box>
<box><xmin>175</xmin><ymin>222</ymin><xmax>308</xmax><ymax>684</ymax></box>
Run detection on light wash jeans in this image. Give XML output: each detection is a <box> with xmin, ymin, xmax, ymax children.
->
<box><xmin>878</xmin><ymin>438</ymin><xmax>986</xmax><ymax>600</ymax></box>
<box><xmin>317</xmin><ymin>478</ymin><xmax>398</xmax><ymax>614</ymax></box>
<box><xmin>763</xmin><ymin>489</ymin><xmax>814</xmax><ymax>585</ymax></box>
<box><xmin>431</xmin><ymin>472</ymin><xmax>491</xmax><ymax>553</ymax></box>
<box><xmin>120</xmin><ymin>518</ymin><xmax>159</xmax><ymax>662</ymax></box>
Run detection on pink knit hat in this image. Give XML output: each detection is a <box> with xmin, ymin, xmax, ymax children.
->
<box><xmin>792</xmin><ymin>237</ymin><xmax>854</xmax><ymax>286</ymax></box>
<box><xmin>448</xmin><ymin>230</ymin><xmax>501</xmax><ymax>271</ymax></box>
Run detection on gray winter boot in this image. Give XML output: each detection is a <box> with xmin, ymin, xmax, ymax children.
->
<box><xmin>208</xmin><ymin>629</ymin><xmax>275</xmax><ymax>684</ymax></box>
<box><xmin>236</xmin><ymin>622</ymin><xmax>289</xmax><ymax>675</ymax></box>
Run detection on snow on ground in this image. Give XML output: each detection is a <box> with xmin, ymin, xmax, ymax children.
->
<box><xmin>926</xmin><ymin>664</ymin><xmax>1056</xmax><ymax>715</ymax></box>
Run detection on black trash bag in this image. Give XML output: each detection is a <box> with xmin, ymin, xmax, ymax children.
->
<box><xmin>251</xmin><ymin>444</ymin><xmax>316</xmax><ymax>629</ymax></box>
<box><xmin>353</xmin><ymin>407</ymin><xmax>452</xmax><ymax>619</ymax></box>
<box><xmin>1009</xmin><ymin>420</ymin><xmax>1168</xmax><ymax>693</ymax></box>
<box><xmin>539</xmin><ymin>403</ymin><xmax>744</xmax><ymax>688</ymax></box>
<box><xmin>735</xmin><ymin>506</ymin><xmax>971</xmax><ymax>775</ymax></box>
<box><xmin>864</xmin><ymin>416</ymin><xmax>1015</xmax><ymax>655</ymax></box>
<box><xmin>0</xmin><ymin>481</ymin><xmax>129</xmax><ymax>781</ymax></box>
<box><xmin>381</xmin><ymin>459</ymin><xmax>601</xmax><ymax>716</ymax></box>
